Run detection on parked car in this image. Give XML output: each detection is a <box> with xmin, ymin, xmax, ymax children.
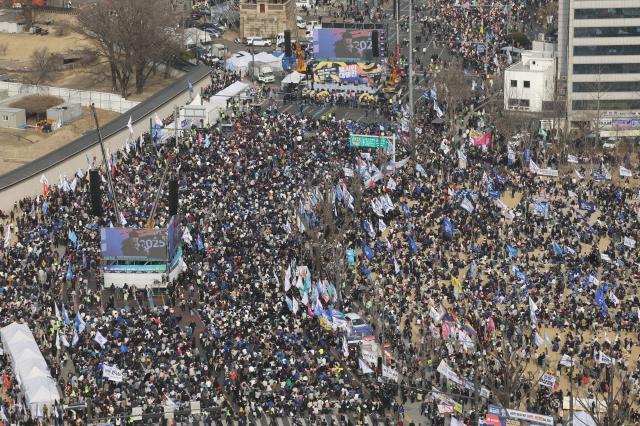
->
<box><xmin>246</xmin><ymin>36</ymin><xmax>272</xmax><ymax>47</ymax></box>
<box><xmin>296</xmin><ymin>16</ymin><xmax>306</xmax><ymax>29</ymax></box>
<box><xmin>345</xmin><ymin>313</ymin><xmax>375</xmax><ymax>344</ymax></box>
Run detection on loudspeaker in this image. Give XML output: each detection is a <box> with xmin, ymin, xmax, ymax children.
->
<box><xmin>372</xmin><ymin>30</ymin><xmax>379</xmax><ymax>57</ymax></box>
<box><xmin>284</xmin><ymin>30</ymin><xmax>292</xmax><ymax>57</ymax></box>
<box><xmin>377</xmin><ymin>356</ymin><xmax>382</xmax><ymax>371</ymax></box>
<box><xmin>89</xmin><ymin>170</ymin><xmax>103</xmax><ymax>217</ymax></box>
<box><xmin>168</xmin><ymin>179</ymin><xmax>178</xmax><ymax>217</ymax></box>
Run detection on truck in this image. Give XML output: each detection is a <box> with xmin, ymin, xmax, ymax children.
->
<box><xmin>248</xmin><ymin>63</ymin><xmax>275</xmax><ymax>84</ymax></box>
<box><xmin>210</xmin><ymin>43</ymin><xmax>227</xmax><ymax>59</ymax></box>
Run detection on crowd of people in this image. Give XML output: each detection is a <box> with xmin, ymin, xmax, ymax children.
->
<box><xmin>2</xmin><ymin>0</ymin><xmax>640</xmax><ymax>425</ymax></box>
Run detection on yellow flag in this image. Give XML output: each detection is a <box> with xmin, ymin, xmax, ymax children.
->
<box><xmin>451</xmin><ymin>276</ymin><xmax>462</xmax><ymax>298</ymax></box>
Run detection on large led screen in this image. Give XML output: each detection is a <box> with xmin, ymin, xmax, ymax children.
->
<box><xmin>100</xmin><ymin>228</ymin><xmax>168</xmax><ymax>261</ymax></box>
<box><xmin>313</xmin><ymin>29</ymin><xmax>383</xmax><ymax>62</ymax></box>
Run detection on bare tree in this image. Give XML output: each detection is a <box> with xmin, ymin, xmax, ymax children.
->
<box><xmin>575</xmin><ymin>365</ymin><xmax>638</xmax><ymax>426</ymax></box>
<box><xmin>76</xmin><ymin>0</ymin><xmax>184</xmax><ymax>97</ymax></box>
<box><xmin>432</xmin><ymin>62</ymin><xmax>474</xmax><ymax>135</ymax></box>
<box><xmin>476</xmin><ymin>334</ymin><xmax>531</xmax><ymax>408</ymax></box>
<box><xmin>30</xmin><ymin>48</ymin><xmax>58</xmax><ymax>86</ymax></box>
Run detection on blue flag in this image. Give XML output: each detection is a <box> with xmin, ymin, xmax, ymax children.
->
<box><xmin>62</xmin><ymin>305</ymin><xmax>70</xmax><ymax>326</ymax></box>
<box><xmin>442</xmin><ymin>218</ymin><xmax>455</xmax><ymax>239</ymax></box>
<box><xmin>345</xmin><ymin>248</ymin><xmax>355</xmax><ymax>266</ymax></box>
<box><xmin>579</xmin><ymin>200</ymin><xmax>596</xmax><ymax>213</ymax></box>
<box><xmin>361</xmin><ymin>263</ymin><xmax>372</xmax><ymax>279</ymax></box>
<box><xmin>75</xmin><ymin>312</ymin><xmax>86</xmax><ymax>333</ymax></box>
<box><xmin>68</xmin><ymin>229</ymin><xmax>77</xmax><ymax>244</ymax></box>
<box><xmin>196</xmin><ymin>235</ymin><xmax>204</xmax><ymax>252</ymax></box>
<box><xmin>505</xmin><ymin>244</ymin><xmax>518</xmax><ymax>257</ymax></box>
<box><xmin>552</xmin><ymin>241</ymin><xmax>564</xmax><ymax>256</ymax></box>
<box><xmin>65</xmin><ymin>264</ymin><xmax>74</xmax><ymax>281</ymax></box>
<box><xmin>408</xmin><ymin>236</ymin><xmax>419</xmax><ymax>254</ymax></box>
<box><xmin>361</xmin><ymin>242</ymin><xmax>374</xmax><ymax>260</ymax></box>
<box><xmin>204</xmin><ymin>134</ymin><xmax>211</xmax><ymax>148</ymax></box>
<box><xmin>402</xmin><ymin>201</ymin><xmax>411</xmax><ymax>218</ymax></box>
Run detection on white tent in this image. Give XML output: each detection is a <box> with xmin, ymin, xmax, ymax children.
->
<box><xmin>0</xmin><ymin>323</ymin><xmax>60</xmax><ymax>417</ymax></box>
<box><xmin>225</xmin><ymin>51</ymin><xmax>254</xmax><ymax>75</ymax></box>
<box><xmin>253</xmin><ymin>51</ymin><xmax>284</xmax><ymax>72</ymax></box>
<box><xmin>215</xmin><ymin>81</ymin><xmax>250</xmax><ymax>99</ymax></box>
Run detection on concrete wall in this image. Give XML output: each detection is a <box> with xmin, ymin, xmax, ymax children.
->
<box><xmin>0</xmin><ymin>65</ymin><xmax>212</xmax><ymax>211</ymax></box>
<box><xmin>0</xmin><ymin>22</ymin><xmax>23</xmax><ymax>33</ymax></box>
<box><xmin>0</xmin><ymin>82</ymin><xmax>140</xmax><ymax>113</ymax></box>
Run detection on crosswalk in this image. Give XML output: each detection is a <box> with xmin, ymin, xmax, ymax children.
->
<box><xmin>220</xmin><ymin>413</ymin><xmax>388</xmax><ymax>426</ymax></box>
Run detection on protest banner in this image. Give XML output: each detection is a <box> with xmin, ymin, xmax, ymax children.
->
<box><xmin>103</xmin><ymin>364</ymin><xmax>124</xmax><ymax>383</ymax></box>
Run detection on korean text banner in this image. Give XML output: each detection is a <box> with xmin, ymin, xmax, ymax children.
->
<box><xmin>100</xmin><ymin>228</ymin><xmax>168</xmax><ymax>261</ymax></box>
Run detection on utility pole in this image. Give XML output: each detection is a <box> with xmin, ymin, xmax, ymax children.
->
<box><xmin>394</xmin><ymin>0</ymin><xmax>400</xmax><ymax>59</ymax></box>
<box><xmin>90</xmin><ymin>104</ymin><xmax>120</xmax><ymax>222</ymax></box>
<box><xmin>408</xmin><ymin>0</ymin><xmax>414</xmax><ymax>148</ymax></box>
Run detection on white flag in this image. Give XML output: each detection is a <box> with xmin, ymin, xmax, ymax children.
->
<box><xmin>416</xmin><ymin>163</ymin><xmax>428</xmax><ymax>178</ymax></box>
<box><xmin>567</xmin><ymin>154</ymin><xmax>578</xmax><ymax>164</ymax></box>
<box><xmin>69</xmin><ymin>177</ymin><xmax>78</xmax><ymax>192</ymax></box>
<box><xmin>560</xmin><ymin>354</ymin><xmax>575</xmax><ymax>367</ymax></box>
<box><xmin>127</xmin><ymin>116</ymin><xmax>133</xmax><ymax>134</ymax></box>
<box><xmin>284</xmin><ymin>266</ymin><xmax>292</xmax><ymax>291</ymax></box>
<box><xmin>460</xmin><ymin>197</ymin><xmax>474</xmax><ymax>213</ymax></box>
<box><xmin>292</xmin><ymin>297</ymin><xmax>299</xmax><ymax>314</ymax></box>
<box><xmin>534</xmin><ymin>332</ymin><xmax>543</xmax><ymax>347</ymax></box>
<box><xmin>609</xmin><ymin>292</ymin><xmax>620</xmax><ymax>306</ymax></box>
<box><xmin>598</xmin><ymin>351</ymin><xmax>612</xmax><ymax>365</ymax></box>
<box><xmin>61</xmin><ymin>333</ymin><xmax>70</xmax><ymax>348</ymax></box>
<box><xmin>154</xmin><ymin>113</ymin><xmax>164</xmax><ymax>128</ymax></box>
<box><xmin>386</xmin><ymin>177</ymin><xmax>397</xmax><ymax>191</ymax></box>
<box><xmin>3</xmin><ymin>224</ymin><xmax>11</xmax><ymax>248</ymax></box>
<box><xmin>72</xmin><ymin>328</ymin><xmax>79</xmax><ymax>347</ymax></box>
<box><xmin>379</xmin><ymin>218</ymin><xmax>387</xmax><ymax>233</ymax></box>
<box><xmin>119</xmin><ymin>211</ymin><xmax>127</xmax><ymax>226</ymax></box>
<box><xmin>342</xmin><ymin>336</ymin><xmax>349</xmax><ymax>358</ymax></box>
<box><xmin>94</xmin><ymin>331</ymin><xmax>108</xmax><ymax>348</ymax></box>
<box><xmin>624</xmin><ymin>236</ymin><xmax>636</xmax><ymax>248</ymax></box>
<box><xmin>56</xmin><ymin>331</ymin><xmax>61</xmax><ymax>350</ymax></box>
<box><xmin>54</xmin><ymin>303</ymin><xmax>61</xmax><ymax>321</ymax></box>
<box><xmin>529</xmin><ymin>160</ymin><xmax>540</xmax><ymax>174</ymax></box>
<box><xmin>620</xmin><ymin>166</ymin><xmax>633</xmax><ymax>178</ymax></box>
<box><xmin>359</xmin><ymin>358</ymin><xmax>374</xmax><ymax>374</ymax></box>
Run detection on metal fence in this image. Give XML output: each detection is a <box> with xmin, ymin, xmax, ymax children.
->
<box><xmin>0</xmin><ymin>82</ymin><xmax>140</xmax><ymax>113</ymax></box>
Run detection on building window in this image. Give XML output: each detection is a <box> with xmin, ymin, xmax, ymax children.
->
<box><xmin>574</xmin><ymin>45</ymin><xmax>640</xmax><ymax>56</ymax></box>
<box><xmin>574</xmin><ymin>26</ymin><xmax>640</xmax><ymax>38</ymax></box>
<box><xmin>573</xmin><ymin>81</ymin><xmax>640</xmax><ymax>92</ymax></box>
<box><xmin>2</xmin><ymin>115</ymin><xmax>8</xmax><ymax>121</ymax></box>
<box><xmin>510</xmin><ymin>80</ymin><xmax>517</xmax><ymax>87</ymax></box>
<box><xmin>508</xmin><ymin>99</ymin><xmax>530</xmax><ymax>108</ymax></box>
<box><xmin>524</xmin><ymin>81</ymin><xmax>530</xmax><ymax>88</ymax></box>
<box><xmin>572</xmin><ymin>99</ymin><xmax>640</xmax><ymax>110</ymax></box>
<box><xmin>259</xmin><ymin>3</ymin><xmax>265</xmax><ymax>12</ymax></box>
<box><xmin>573</xmin><ymin>63</ymin><xmax>640</xmax><ymax>74</ymax></box>
<box><xmin>574</xmin><ymin>8</ymin><xmax>640</xmax><ymax>20</ymax></box>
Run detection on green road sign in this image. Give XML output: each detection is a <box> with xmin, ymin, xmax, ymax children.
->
<box><xmin>349</xmin><ymin>134</ymin><xmax>391</xmax><ymax>149</ymax></box>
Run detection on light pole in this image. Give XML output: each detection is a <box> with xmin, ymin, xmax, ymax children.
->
<box><xmin>408</xmin><ymin>0</ymin><xmax>415</xmax><ymax>149</ymax></box>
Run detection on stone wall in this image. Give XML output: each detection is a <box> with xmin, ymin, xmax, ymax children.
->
<box><xmin>240</xmin><ymin>0</ymin><xmax>295</xmax><ymax>40</ymax></box>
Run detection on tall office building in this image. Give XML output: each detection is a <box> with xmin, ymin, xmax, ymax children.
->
<box><xmin>565</xmin><ymin>0</ymin><xmax>640</xmax><ymax>136</ymax></box>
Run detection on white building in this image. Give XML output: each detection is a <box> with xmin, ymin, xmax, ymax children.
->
<box><xmin>504</xmin><ymin>41</ymin><xmax>557</xmax><ymax>112</ymax></box>
<box><xmin>565</xmin><ymin>0</ymin><xmax>640</xmax><ymax>136</ymax></box>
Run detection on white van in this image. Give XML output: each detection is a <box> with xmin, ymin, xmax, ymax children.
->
<box><xmin>246</xmin><ymin>36</ymin><xmax>272</xmax><ymax>47</ymax></box>
<box><xmin>296</xmin><ymin>16</ymin><xmax>306</xmax><ymax>29</ymax></box>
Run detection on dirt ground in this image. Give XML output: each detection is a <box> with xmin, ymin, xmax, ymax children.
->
<box><xmin>0</xmin><ymin>107</ymin><xmax>120</xmax><ymax>175</ymax></box>
<box><xmin>0</xmin><ymin>12</ymin><xmax>180</xmax><ymax>98</ymax></box>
